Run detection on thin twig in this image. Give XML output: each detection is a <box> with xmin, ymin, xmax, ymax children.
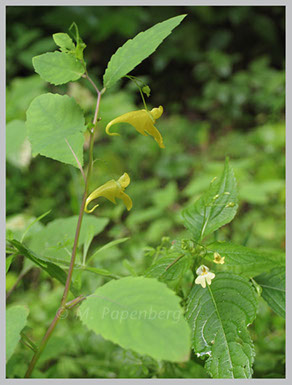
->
<box><xmin>84</xmin><ymin>71</ymin><xmax>101</xmax><ymax>126</ymax></box>
<box><xmin>85</xmin><ymin>71</ymin><xmax>100</xmax><ymax>94</ymax></box>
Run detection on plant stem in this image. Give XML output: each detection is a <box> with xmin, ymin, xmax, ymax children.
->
<box><xmin>24</xmin><ymin>80</ymin><xmax>101</xmax><ymax>378</ymax></box>
<box><xmin>65</xmin><ymin>295</ymin><xmax>86</xmax><ymax>309</ymax></box>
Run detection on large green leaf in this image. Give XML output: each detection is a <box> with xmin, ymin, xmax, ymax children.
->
<box><xmin>205</xmin><ymin>241</ymin><xmax>279</xmax><ymax>277</ymax></box>
<box><xmin>103</xmin><ymin>14</ymin><xmax>186</xmax><ymax>89</ymax></box>
<box><xmin>29</xmin><ymin>215</ymin><xmax>109</xmax><ymax>266</ymax></box>
<box><xmin>181</xmin><ymin>158</ymin><xmax>238</xmax><ymax>241</ymax></box>
<box><xmin>6</xmin><ymin>305</ymin><xmax>29</xmax><ymax>362</ymax></box>
<box><xmin>26</xmin><ymin>93</ymin><xmax>86</xmax><ymax>167</ymax></box>
<box><xmin>79</xmin><ymin>277</ymin><xmax>191</xmax><ymax>362</ymax></box>
<box><xmin>8</xmin><ymin>239</ymin><xmax>79</xmax><ymax>296</ymax></box>
<box><xmin>33</xmin><ymin>52</ymin><xmax>84</xmax><ymax>85</ymax></box>
<box><xmin>186</xmin><ymin>272</ymin><xmax>258</xmax><ymax>378</ymax></box>
<box><xmin>255</xmin><ymin>267</ymin><xmax>285</xmax><ymax>318</ymax></box>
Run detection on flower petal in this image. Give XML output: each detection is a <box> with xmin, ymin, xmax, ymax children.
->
<box><xmin>195</xmin><ymin>275</ymin><xmax>206</xmax><ymax>288</ymax></box>
<box><xmin>119</xmin><ymin>191</ymin><xmax>133</xmax><ymax>211</ymax></box>
<box><xmin>105</xmin><ymin>110</ymin><xmax>146</xmax><ymax>136</ymax></box>
<box><xmin>118</xmin><ymin>172</ymin><xmax>130</xmax><ymax>189</ymax></box>
<box><xmin>144</xmin><ymin>120</ymin><xmax>165</xmax><ymax>148</ymax></box>
<box><xmin>150</xmin><ymin>106</ymin><xmax>163</xmax><ymax>120</ymax></box>
<box><xmin>205</xmin><ymin>272</ymin><xmax>215</xmax><ymax>285</ymax></box>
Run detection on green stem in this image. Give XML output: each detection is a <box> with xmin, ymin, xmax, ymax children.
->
<box><xmin>24</xmin><ymin>79</ymin><xmax>101</xmax><ymax>378</ymax></box>
<box><xmin>125</xmin><ymin>75</ymin><xmax>148</xmax><ymax>110</ymax></box>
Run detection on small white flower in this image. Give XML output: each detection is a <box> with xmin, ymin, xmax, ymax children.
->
<box><xmin>195</xmin><ymin>265</ymin><xmax>215</xmax><ymax>288</ymax></box>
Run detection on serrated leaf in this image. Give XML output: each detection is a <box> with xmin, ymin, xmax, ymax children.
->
<box><xmin>29</xmin><ymin>215</ymin><xmax>109</xmax><ymax>266</ymax></box>
<box><xmin>205</xmin><ymin>241</ymin><xmax>279</xmax><ymax>277</ymax></box>
<box><xmin>186</xmin><ymin>272</ymin><xmax>258</xmax><ymax>378</ymax></box>
<box><xmin>8</xmin><ymin>239</ymin><xmax>79</xmax><ymax>296</ymax></box>
<box><xmin>53</xmin><ymin>33</ymin><xmax>75</xmax><ymax>51</ymax></box>
<box><xmin>6</xmin><ymin>305</ymin><xmax>29</xmax><ymax>362</ymax></box>
<box><xmin>33</xmin><ymin>52</ymin><xmax>84</xmax><ymax>85</ymax></box>
<box><xmin>78</xmin><ymin>277</ymin><xmax>191</xmax><ymax>362</ymax></box>
<box><xmin>255</xmin><ymin>267</ymin><xmax>285</xmax><ymax>318</ymax></box>
<box><xmin>181</xmin><ymin>158</ymin><xmax>238</xmax><ymax>241</ymax></box>
<box><xmin>26</xmin><ymin>93</ymin><xmax>86</xmax><ymax>167</ymax></box>
<box><xmin>103</xmin><ymin>14</ymin><xmax>186</xmax><ymax>88</ymax></box>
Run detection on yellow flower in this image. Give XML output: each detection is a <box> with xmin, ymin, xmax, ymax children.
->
<box><xmin>195</xmin><ymin>265</ymin><xmax>215</xmax><ymax>288</ymax></box>
<box><xmin>213</xmin><ymin>252</ymin><xmax>225</xmax><ymax>264</ymax></box>
<box><xmin>105</xmin><ymin>106</ymin><xmax>165</xmax><ymax>148</ymax></box>
<box><xmin>85</xmin><ymin>173</ymin><xmax>132</xmax><ymax>213</ymax></box>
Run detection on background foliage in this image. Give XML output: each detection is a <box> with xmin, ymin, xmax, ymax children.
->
<box><xmin>6</xmin><ymin>6</ymin><xmax>285</xmax><ymax>378</ymax></box>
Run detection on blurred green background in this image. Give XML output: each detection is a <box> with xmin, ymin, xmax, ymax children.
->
<box><xmin>6</xmin><ymin>6</ymin><xmax>285</xmax><ymax>378</ymax></box>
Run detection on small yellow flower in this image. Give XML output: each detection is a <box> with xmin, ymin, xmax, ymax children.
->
<box><xmin>105</xmin><ymin>106</ymin><xmax>165</xmax><ymax>148</ymax></box>
<box><xmin>85</xmin><ymin>173</ymin><xmax>132</xmax><ymax>213</ymax></box>
<box><xmin>195</xmin><ymin>265</ymin><xmax>215</xmax><ymax>288</ymax></box>
<box><xmin>213</xmin><ymin>252</ymin><xmax>225</xmax><ymax>264</ymax></box>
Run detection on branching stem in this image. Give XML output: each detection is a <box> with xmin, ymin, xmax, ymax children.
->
<box><xmin>24</xmin><ymin>75</ymin><xmax>101</xmax><ymax>378</ymax></box>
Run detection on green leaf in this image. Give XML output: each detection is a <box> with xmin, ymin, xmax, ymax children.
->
<box><xmin>255</xmin><ymin>267</ymin><xmax>285</xmax><ymax>318</ymax></box>
<box><xmin>186</xmin><ymin>272</ymin><xmax>258</xmax><ymax>378</ymax></box>
<box><xmin>6</xmin><ymin>120</ymin><xmax>31</xmax><ymax>169</ymax></box>
<box><xmin>6</xmin><ymin>305</ymin><xmax>29</xmax><ymax>362</ymax></box>
<box><xmin>103</xmin><ymin>14</ymin><xmax>187</xmax><ymax>88</ymax></box>
<box><xmin>8</xmin><ymin>239</ymin><xmax>79</xmax><ymax>296</ymax></box>
<box><xmin>29</xmin><ymin>215</ymin><xmax>109</xmax><ymax>266</ymax></box>
<box><xmin>145</xmin><ymin>253</ymin><xmax>191</xmax><ymax>283</ymax></box>
<box><xmin>6</xmin><ymin>255</ymin><xmax>15</xmax><ymax>274</ymax></box>
<box><xmin>122</xmin><ymin>259</ymin><xmax>138</xmax><ymax>276</ymax></box>
<box><xmin>6</xmin><ymin>75</ymin><xmax>46</xmax><ymax>122</ymax></box>
<box><xmin>79</xmin><ymin>277</ymin><xmax>191</xmax><ymax>362</ymax></box>
<box><xmin>181</xmin><ymin>158</ymin><xmax>238</xmax><ymax>241</ymax></box>
<box><xmin>21</xmin><ymin>209</ymin><xmax>51</xmax><ymax>243</ymax></box>
<box><xmin>26</xmin><ymin>93</ymin><xmax>86</xmax><ymax>167</ymax></box>
<box><xmin>53</xmin><ymin>33</ymin><xmax>75</xmax><ymax>52</ymax></box>
<box><xmin>82</xmin><ymin>266</ymin><xmax>119</xmax><ymax>280</ymax></box>
<box><xmin>205</xmin><ymin>241</ymin><xmax>279</xmax><ymax>277</ymax></box>
<box><xmin>87</xmin><ymin>237</ymin><xmax>129</xmax><ymax>264</ymax></box>
<box><xmin>33</xmin><ymin>51</ymin><xmax>84</xmax><ymax>85</ymax></box>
